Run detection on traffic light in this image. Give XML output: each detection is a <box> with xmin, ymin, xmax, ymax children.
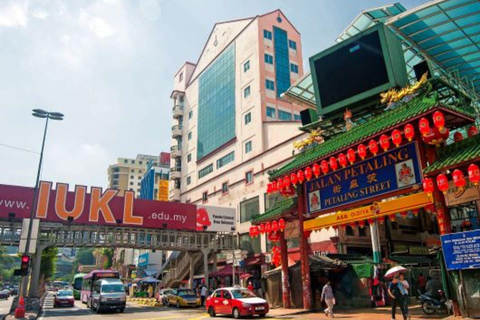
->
<box><xmin>20</xmin><ymin>255</ymin><xmax>30</xmax><ymax>276</ymax></box>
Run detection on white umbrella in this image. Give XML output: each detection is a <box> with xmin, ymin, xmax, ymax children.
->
<box><xmin>384</xmin><ymin>266</ymin><xmax>408</xmax><ymax>279</ymax></box>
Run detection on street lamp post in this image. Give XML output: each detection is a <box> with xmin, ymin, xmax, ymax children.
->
<box><xmin>20</xmin><ymin>109</ymin><xmax>64</xmax><ymax>300</ymax></box>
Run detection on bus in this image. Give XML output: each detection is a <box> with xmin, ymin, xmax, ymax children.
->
<box><xmin>80</xmin><ymin>270</ymin><xmax>120</xmax><ymax>305</ymax></box>
<box><xmin>72</xmin><ymin>273</ymin><xmax>86</xmax><ymax>300</ymax></box>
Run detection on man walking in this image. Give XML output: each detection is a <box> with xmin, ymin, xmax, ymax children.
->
<box><xmin>388</xmin><ymin>276</ymin><xmax>408</xmax><ymax>320</ymax></box>
<box><xmin>201</xmin><ymin>284</ymin><xmax>207</xmax><ymax>307</ymax></box>
<box><xmin>321</xmin><ymin>281</ymin><xmax>335</xmax><ymax>318</ymax></box>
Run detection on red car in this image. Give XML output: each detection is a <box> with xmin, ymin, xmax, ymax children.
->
<box><xmin>54</xmin><ymin>289</ymin><xmax>74</xmax><ymax>308</ymax></box>
<box><xmin>206</xmin><ymin>287</ymin><xmax>268</xmax><ymax>318</ymax></box>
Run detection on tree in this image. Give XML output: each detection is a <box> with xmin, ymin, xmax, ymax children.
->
<box><xmin>0</xmin><ymin>246</ymin><xmax>16</xmax><ymax>283</ymax></box>
<box><xmin>102</xmin><ymin>248</ymin><xmax>114</xmax><ymax>269</ymax></box>
<box><xmin>40</xmin><ymin>247</ymin><xmax>58</xmax><ymax>280</ymax></box>
<box><xmin>72</xmin><ymin>248</ymin><xmax>95</xmax><ymax>273</ymax></box>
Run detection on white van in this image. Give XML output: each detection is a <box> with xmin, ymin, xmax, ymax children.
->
<box><xmin>90</xmin><ymin>278</ymin><xmax>126</xmax><ymax>313</ymax></box>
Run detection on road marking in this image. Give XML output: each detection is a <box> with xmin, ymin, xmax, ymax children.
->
<box><xmin>132</xmin><ymin>316</ymin><xmax>189</xmax><ymax>320</ymax></box>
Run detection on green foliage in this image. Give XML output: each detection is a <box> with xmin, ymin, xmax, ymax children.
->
<box><xmin>40</xmin><ymin>247</ymin><xmax>58</xmax><ymax>280</ymax></box>
<box><xmin>102</xmin><ymin>248</ymin><xmax>114</xmax><ymax>269</ymax></box>
<box><xmin>72</xmin><ymin>248</ymin><xmax>95</xmax><ymax>273</ymax></box>
<box><xmin>0</xmin><ymin>246</ymin><xmax>16</xmax><ymax>283</ymax></box>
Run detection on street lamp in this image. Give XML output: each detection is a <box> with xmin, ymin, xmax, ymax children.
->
<box><xmin>21</xmin><ymin>109</ymin><xmax>64</xmax><ymax>299</ymax></box>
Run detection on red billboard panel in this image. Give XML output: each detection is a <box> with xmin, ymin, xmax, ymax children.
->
<box><xmin>159</xmin><ymin>152</ymin><xmax>171</xmax><ymax>166</ymax></box>
<box><xmin>0</xmin><ymin>182</ymin><xmax>196</xmax><ymax>230</ymax></box>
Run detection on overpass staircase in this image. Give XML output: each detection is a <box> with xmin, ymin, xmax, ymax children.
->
<box><xmin>162</xmin><ymin>251</ymin><xmax>204</xmax><ymax>288</ymax></box>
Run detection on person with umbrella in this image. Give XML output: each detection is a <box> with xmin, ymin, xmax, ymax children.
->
<box><xmin>388</xmin><ymin>276</ymin><xmax>409</xmax><ymax>320</ymax></box>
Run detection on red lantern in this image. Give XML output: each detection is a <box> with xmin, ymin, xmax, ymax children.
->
<box><xmin>290</xmin><ymin>173</ymin><xmax>298</xmax><ymax>185</ymax></box>
<box><xmin>389</xmin><ymin>214</ymin><xmax>396</xmax><ymax>222</ymax></box>
<box><xmin>391</xmin><ymin>129</ymin><xmax>402</xmax><ymax>147</ymax></box>
<box><xmin>367</xmin><ymin>218</ymin><xmax>375</xmax><ymax>225</ymax></box>
<box><xmin>419</xmin><ymin>118</ymin><xmax>430</xmax><ymax>137</ymax></box>
<box><xmin>278</xmin><ymin>218</ymin><xmax>285</xmax><ymax>231</ymax></box>
<box><xmin>266</xmin><ymin>183</ymin><xmax>272</xmax><ymax>194</ymax></box>
<box><xmin>423</xmin><ymin>178</ymin><xmax>434</xmax><ymax>194</ymax></box>
<box><xmin>265</xmin><ymin>222</ymin><xmax>272</xmax><ymax>233</ymax></box>
<box><xmin>259</xmin><ymin>224</ymin><xmax>265</xmax><ymax>234</ymax></box>
<box><xmin>305</xmin><ymin>167</ymin><xmax>313</xmax><ymax>181</ymax></box>
<box><xmin>404</xmin><ymin>124</ymin><xmax>415</xmax><ymax>141</ymax></box>
<box><xmin>283</xmin><ymin>176</ymin><xmax>290</xmax><ymax>188</ymax></box>
<box><xmin>412</xmin><ymin>209</ymin><xmax>419</xmax><ymax>217</ymax></box>
<box><xmin>425</xmin><ymin>204</ymin><xmax>435</xmax><ymax>213</ymax></box>
<box><xmin>347</xmin><ymin>148</ymin><xmax>356</xmax><ymax>164</ymax></box>
<box><xmin>433</xmin><ymin>111</ymin><xmax>445</xmax><ymax>130</ymax></box>
<box><xmin>340</xmin><ymin>224</ymin><xmax>346</xmax><ymax>230</ymax></box>
<box><xmin>252</xmin><ymin>226</ymin><xmax>259</xmax><ymax>237</ymax></box>
<box><xmin>358</xmin><ymin>144</ymin><xmax>367</xmax><ymax>159</ymax></box>
<box><xmin>312</xmin><ymin>163</ymin><xmax>321</xmax><ymax>177</ymax></box>
<box><xmin>454</xmin><ymin>132</ymin><xmax>464</xmax><ymax>142</ymax></box>
<box><xmin>321</xmin><ymin>160</ymin><xmax>329</xmax><ymax>174</ymax></box>
<box><xmin>468</xmin><ymin>126</ymin><xmax>478</xmax><ymax>137</ymax></box>
<box><xmin>369</xmin><ymin>139</ymin><xmax>379</xmax><ymax>155</ymax></box>
<box><xmin>468</xmin><ymin>164</ymin><xmax>480</xmax><ymax>185</ymax></box>
<box><xmin>272</xmin><ymin>182</ymin><xmax>278</xmax><ymax>193</ymax></box>
<box><xmin>249</xmin><ymin>227</ymin><xmax>254</xmax><ymax>237</ymax></box>
<box><xmin>377</xmin><ymin>216</ymin><xmax>385</xmax><ymax>224</ymax></box>
<box><xmin>297</xmin><ymin>170</ymin><xmax>305</xmax><ymax>184</ymax></box>
<box><xmin>329</xmin><ymin>157</ymin><xmax>338</xmax><ymax>171</ymax></box>
<box><xmin>272</xmin><ymin>220</ymin><xmax>279</xmax><ymax>232</ymax></box>
<box><xmin>436</xmin><ymin>173</ymin><xmax>449</xmax><ymax>194</ymax></box>
<box><xmin>452</xmin><ymin>169</ymin><xmax>466</xmax><ymax>189</ymax></box>
<box><xmin>277</xmin><ymin>179</ymin><xmax>284</xmax><ymax>191</ymax></box>
<box><xmin>400</xmin><ymin>211</ymin><xmax>408</xmax><ymax>219</ymax></box>
<box><xmin>358</xmin><ymin>220</ymin><xmax>366</xmax><ymax>228</ymax></box>
<box><xmin>349</xmin><ymin>222</ymin><xmax>357</xmax><ymax>228</ymax></box>
<box><xmin>269</xmin><ymin>231</ymin><xmax>280</xmax><ymax>242</ymax></box>
<box><xmin>338</xmin><ymin>153</ymin><xmax>347</xmax><ymax>168</ymax></box>
<box><xmin>379</xmin><ymin>134</ymin><xmax>390</xmax><ymax>151</ymax></box>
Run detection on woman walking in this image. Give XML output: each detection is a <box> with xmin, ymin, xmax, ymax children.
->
<box><xmin>321</xmin><ymin>281</ymin><xmax>335</xmax><ymax>318</ymax></box>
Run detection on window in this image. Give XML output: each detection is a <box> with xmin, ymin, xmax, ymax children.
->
<box><xmin>288</xmin><ymin>40</ymin><xmax>297</xmax><ymax>50</ymax></box>
<box><xmin>188</xmin><ymin>131</ymin><xmax>192</xmax><ymax>141</ymax></box>
<box><xmin>264</xmin><ymin>192</ymin><xmax>286</xmax><ymax>211</ymax></box>
<box><xmin>187</xmin><ymin>176</ymin><xmax>191</xmax><ymax>185</ymax></box>
<box><xmin>359</xmin><ymin>226</ymin><xmax>367</xmax><ymax>237</ymax></box>
<box><xmin>290</xmin><ymin>63</ymin><xmax>299</xmax><ymax>73</ymax></box>
<box><xmin>216</xmin><ymin>151</ymin><xmax>234</xmax><ymax>169</ymax></box>
<box><xmin>179</xmin><ymin>72</ymin><xmax>183</xmax><ymax>82</ymax></box>
<box><xmin>202</xmin><ymin>191</ymin><xmax>208</xmax><ymax>202</ymax></box>
<box><xmin>222</xmin><ymin>182</ymin><xmax>229</xmax><ymax>194</ymax></box>
<box><xmin>294</xmin><ymin>114</ymin><xmax>301</xmax><ymax>121</ymax></box>
<box><xmin>245</xmin><ymin>171</ymin><xmax>253</xmax><ymax>184</ymax></box>
<box><xmin>188</xmin><ymin>110</ymin><xmax>193</xmax><ymax>120</ymax></box>
<box><xmin>263</xmin><ymin>30</ymin><xmax>272</xmax><ymax>40</ymax></box>
<box><xmin>274</xmin><ymin>27</ymin><xmax>291</xmax><ymax>97</ymax></box>
<box><xmin>131</xmin><ymin>160</ymin><xmax>135</xmax><ymax>164</ymax></box>
<box><xmin>264</xmin><ymin>54</ymin><xmax>273</xmax><ymax>64</ymax></box>
<box><xmin>130</xmin><ymin>182</ymin><xmax>133</xmax><ymax>186</ymax></box>
<box><xmin>124</xmin><ymin>159</ymin><xmax>128</xmax><ymax>164</ymax></box>
<box><xmin>139</xmin><ymin>161</ymin><xmax>143</xmax><ymax>165</ymax></box>
<box><xmin>223</xmin><ymin>291</ymin><xmax>232</xmax><ymax>300</ymax></box>
<box><xmin>138</xmin><ymin>176</ymin><xmax>142</xmax><ymax>179</ymax></box>
<box><xmin>240</xmin><ymin>233</ymin><xmax>261</xmax><ymax>254</ymax></box>
<box><xmin>243</xmin><ymin>60</ymin><xmax>250</xmax><ymax>72</ymax></box>
<box><xmin>266</xmin><ymin>107</ymin><xmax>276</xmax><ymax>118</ymax></box>
<box><xmin>346</xmin><ymin>225</ymin><xmax>354</xmax><ymax>236</ymax></box>
<box><xmin>266</xmin><ymin>79</ymin><xmax>275</xmax><ymax>91</ymax></box>
<box><xmin>278</xmin><ymin>110</ymin><xmax>292</xmax><ymax>121</ymax></box>
<box><xmin>245</xmin><ymin>141</ymin><xmax>252</xmax><ymax>154</ymax></box>
<box><xmin>187</xmin><ymin>153</ymin><xmax>192</xmax><ymax>163</ymax></box>
<box><xmin>244</xmin><ymin>112</ymin><xmax>251</xmax><ymax>125</ymax></box>
<box><xmin>130</xmin><ymin>175</ymin><xmax>134</xmax><ymax>179</ymax></box>
<box><xmin>198</xmin><ymin>164</ymin><xmax>213</xmax><ymax>179</ymax></box>
<box><xmin>243</xmin><ymin>86</ymin><xmax>251</xmax><ymax>98</ymax></box>
<box><xmin>240</xmin><ymin>197</ymin><xmax>259</xmax><ymax>223</ymax></box>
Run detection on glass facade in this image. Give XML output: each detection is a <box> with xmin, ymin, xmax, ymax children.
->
<box><xmin>240</xmin><ymin>196</ymin><xmax>259</xmax><ymax>223</ymax></box>
<box><xmin>216</xmin><ymin>151</ymin><xmax>234</xmax><ymax>169</ymax></box>
<box><xmin>273</xmin><ymin>27</ymin><xmax>291</xmax><ymax>98</ymax></box>
<box><xmin>197</xmin><ymin>44</ymin><xmax>236</xmax><ymax>160</ymax></box>
<box><xmin>278</xmin><ymin>110</ymin><xmax>292</xmax><ymax>121</ymax></box>
<box><xmin>240</xmin><ymin>233</ymin><xmax>261</xmax><ymax>254</ymax></box>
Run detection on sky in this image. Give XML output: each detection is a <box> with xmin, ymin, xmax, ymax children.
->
<box><xmin>0</xmin><ymin>0</ymin><xmax>429</xmax><ymax>189</ymax></box>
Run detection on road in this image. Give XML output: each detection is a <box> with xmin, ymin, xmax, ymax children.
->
<box><xmin>0</xmin><ymin>297</ymin><xmax>12</xmax><ymax>317</ymax></box>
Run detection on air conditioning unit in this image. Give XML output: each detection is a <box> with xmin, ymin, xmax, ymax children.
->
<box><xmin>264</xmin><ymin>254</ymin><xmax>272</xmax><ymax>263</ymax></box>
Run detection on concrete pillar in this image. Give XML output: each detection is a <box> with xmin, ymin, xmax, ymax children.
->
<box><xmin>202</xmin><ymin>248</ymin><xmax>211</xmax><ymax>289</ymax></box>
<box><xmin>29</xmin><ymin>245</ymin><xmax>45</xmax><ymax>297</ymax></box>
<box><xmin>212</xmin><ymin>253</ymin><xmax>217</xmax><ymax>273</ymax></box>
<box><xmin>189</xmin><ymin>253</ymin><xmax>194</xmax><ymax>289</ymax></box>
<box><xmin>369</xmin><ymin>221</ymin><xmax>381</xmax><ymax>264</ymax></box>
<box><xmin>298</xmin><ymin>187</ymin><xmax>312</xmax><ymax>309</ymax></box>
<box><xmin>279</xmin><ymin>231</ymin><xmax>291</xmax><ymax>308</ymax></box>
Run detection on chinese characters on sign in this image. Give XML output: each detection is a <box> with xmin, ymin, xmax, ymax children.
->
<box><xmin>306</xmin><ymin>142</ymin><xmax>422</xmax><ymax>214</ymax></box>
<box><xmin>441</xmin><ymin>230</ymin><xmax>480</xmax><ymax>270</ymax></box>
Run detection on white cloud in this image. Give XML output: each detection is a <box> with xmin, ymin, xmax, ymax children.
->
<box><xmin>31</xmin><ymin>10</ymin><xmax>48</xmax><ymax>20</ymax></box>
<box><xmin>0</xmin><ymin>1</ymin><xmax>28</xmax><ymax>27</ymax></box>
<box><xmin>79</xmin><ymin>9</ymin><xmax>114</xmax><ymax>38</ymax></box>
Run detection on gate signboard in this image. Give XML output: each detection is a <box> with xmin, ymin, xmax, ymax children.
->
<box><xmin>441</xmin><ymin>229</ymin><xmax>480</xmax><ymax>270</ymax></box>
<box><xmin>306</xmin><ymin>142</ymin><xmax>422</xmax><ymax>214</ymax></box>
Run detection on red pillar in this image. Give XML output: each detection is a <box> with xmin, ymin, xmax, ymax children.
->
<box><xmin>298</xmin><ymin>187</ymin><xmax>312</xmax><ymax>309</ymax></box>
<box><xmin>279</xmin><ymin>231</ymin><xmax>291</xmax><ymax>308</ymax></box>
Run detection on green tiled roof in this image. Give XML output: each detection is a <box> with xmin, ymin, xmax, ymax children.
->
<box><xmin>270</xmin><ymin>94</ymin><xmax>475</xmax><ymax>180</ymax></box>
<box><xmin>424</xmin><ymin>135</ymin><xmax>480</xmax><ymax>175</ymax></box>
<box><xmin>251</xmin><ymin>198</ymin><xmax>297</xmax><ymax>224</ymax></box>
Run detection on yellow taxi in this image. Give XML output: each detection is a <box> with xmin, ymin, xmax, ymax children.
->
<box><xmin>166</xmin><ymin>289</ymin><xmax>200</xmax><ymax>308</ymax></box>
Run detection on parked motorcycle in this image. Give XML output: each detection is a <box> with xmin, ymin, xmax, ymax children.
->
<box><xmin>420</xmin><ymin>290</ymin><xmax>447</xmax><ymax>315</ymax></box>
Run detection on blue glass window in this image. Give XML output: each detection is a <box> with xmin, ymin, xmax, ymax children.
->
<box><xmin>243</xmin><ymin>60</ymin><xmax>250</xmax><ymax>72</ymax></box>
<box><xmin>290</xmin><ymin>63</ymin><xmax>298</xmax><ymax>73</ymax></box>
<box><xmin>266</xmin><ymin>107</ymin><xmax>276</xmax><ymax>118</ymax></box>
<box><xmin>216</xmin><ymin>151</ymin><xmax>234</xmax><ymax>169</ymax></box>
<box><xmin>244</xmin><ymin>86</ymin><xmax>251</xmax><ymax>98</ymax></box>
<box><xmin>245</xmin><ymin>141</ymin><xmax>252</xmax><ymax>154</ymax></box>
<box><xmin>274</xmin><ymin>27</ymin><xmax>291</xmax><ymax>98</ymax></box>
<box><xmin>263</xmin><ymin>30</ymin><xmax>272</xmax><ymax>40</ymax></box>
<box><xmin>288</xmin><ymin>40</ymin><xmax>297</xmax><ymax>50</ymax></box>
<box><xmin>198</xmin><ymin>164</ymin><xmax>213</xmax><ymax>179</ymax></box>
<box><xmin>197</xmin><ymin>44</ymin><xmax>235</xmax><ymax>160</ymax></box>
<box><xmin>294</xmin><ymin>114</ymin><xmax>301</xmax><ymax>121</ymax></box>
<box><xmin>244</xmin><ymin>112</ymin><xmax>251</xmax><ymax>125</ymax></box>
<box><xmin>266</xmin><ymin>79</ymin><xmax>275</xmax><ymax>90</ymax></box>
<box><xmin>278</xmin><ymin>110</ymin><xmax>292</xmax><ymax>121</ymax></box>
<box><xmin>264</xmin><ymin>54</ymin><xmax>273</xmax><ymax>64</ymax></box>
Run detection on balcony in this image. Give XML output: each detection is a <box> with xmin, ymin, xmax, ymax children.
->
<box><xmin>170</xmin><ymin>145</ymin><xmax>182</xmax><ymax>158</ymax></box>
<box><xmin>169</xmin><ymin>188</ymin><xmax>181</xmax><ymax>202</ymax></box>
<box><xmin>170</xmin><ymin>166</ymin><xmax>182</xmax><ymax>179</ymax></box>
<box><xmin>172</xmin><ymin>105</ymin><xmax>183</xmax><ymax>119</ymax></box>
<box><xmin>171</xmin><ymin>125</ymin><xmax>183</xmax><ymax>138</ymax></box>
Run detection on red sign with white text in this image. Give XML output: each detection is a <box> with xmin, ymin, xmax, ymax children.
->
<box><xmin>0</xmin><ymin>182</ymin><xmax>196</xmax><ymax>230</ymax></box>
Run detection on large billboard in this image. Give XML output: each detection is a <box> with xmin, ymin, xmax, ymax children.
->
<box><xmin>306</xmin><ymin>142</ymin><xmax>422</xmax><ymax>214</ymax></box>
<box><xmin>0</xmin><ymin>182</ymin><xmax>198</xmax><ymax>230</ymax></box>
<box><xmin>196</xmin><ymin>205</ymin><xmax>235</xmax><ymax>232</ymax></box>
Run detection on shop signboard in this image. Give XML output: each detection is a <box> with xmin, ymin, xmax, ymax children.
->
<box><xmin>445</xmin><ymin>180</ymin><xmax>480</xmax><ymax>207</ymax></box>
<box><xmin>157</xmin><ymin>180</ymin><xmax>169</xmax><ymax>202</ymax></box>
<box><xmin>196</xmin><ymin>205</ymin><xmax>235</xmax><ymax>232</ymax></box>
<box><xmin>441</xmin><ymin>229</ymin><xmax>480</xmax><ymax>270</ymax></box>
<box><xmin>306</xmin><ymin>142</ymin><xmax>422</xmax><ymax>214</ymax></box>
<box><xmin>138</xmin><ymin>253</ymin><xmax>149</xmax><ymax>267</ymax></box>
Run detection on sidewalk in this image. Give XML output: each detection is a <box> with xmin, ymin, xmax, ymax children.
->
<box><xmin>4</xmin><ymin>312</ymin><xmax>39</xmax><ymax>320</ymax></box>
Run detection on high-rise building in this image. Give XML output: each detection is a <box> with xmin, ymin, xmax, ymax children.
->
<box><xmin>139</xmin><ymin>152</ymin><xmax>171</xmax><ymax>201</ymax></box>
<box><xmin>169</xmin><ymin>10</ymin><xmax>310</xmax><ymax>260</ymax></box>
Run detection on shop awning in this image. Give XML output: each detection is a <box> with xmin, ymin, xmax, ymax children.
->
<box><xmin>252</xmin><ymin>198</ymin><xmax>297</xmax><ymax>224</ymax></box>
<box><xmin>269</xmin><ymin>95</ymin><xmax>474</xmax><ymax>180</ymax></box>
<box><xmin>424</xmin><ymin>135</ymin><xmax>480</xmax><ymax>175</ymax></box>
<box><xmin>209</xmin><ymin>264</ymin><xmax>245</xmax><ymax>278</ymax></box>
<box><xmin>309</xmin><ymin>255</ymin><xmax>348</xmax><ymax>272</ymax></box>
<box><xmin>264</xmin><ymin>258</ymin><xmax>297</xmax><ymax>277</ymax></box>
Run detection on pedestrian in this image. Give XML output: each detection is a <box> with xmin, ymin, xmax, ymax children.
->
<box><xmin>321</xmin><ymin>281</ymin><xmax>335</xmax><ymax>318</ymax></box>
<box><xmin>399</xmin><ymin>274</ymin><xmax>410</xmax><ymax>320</ymax></box>
<box><xmin>417</xmin><ymin>272</ymin><xmax>426</xmax><ymax>294</ymax></box>
<box><xmin>201</xmin><ymin>284</ymin><xmax>207</xmax><ymax>307</ymax></box>
<box><xmin>388</xmin><ymin>276</ymin><xmax>407</xmax><ymax>320</ymax></box>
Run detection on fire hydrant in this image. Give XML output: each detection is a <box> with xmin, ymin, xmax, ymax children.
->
<box><xmin>14</xmin><ymin>296</ymin><xmax>26</xmax><ymax>318</ymax></box>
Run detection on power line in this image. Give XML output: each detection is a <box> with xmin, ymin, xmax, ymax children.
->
<box><xmin>0</xmin><ymin>143</ymin><xmax>40</xmax><ymax>155</ymax></box>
